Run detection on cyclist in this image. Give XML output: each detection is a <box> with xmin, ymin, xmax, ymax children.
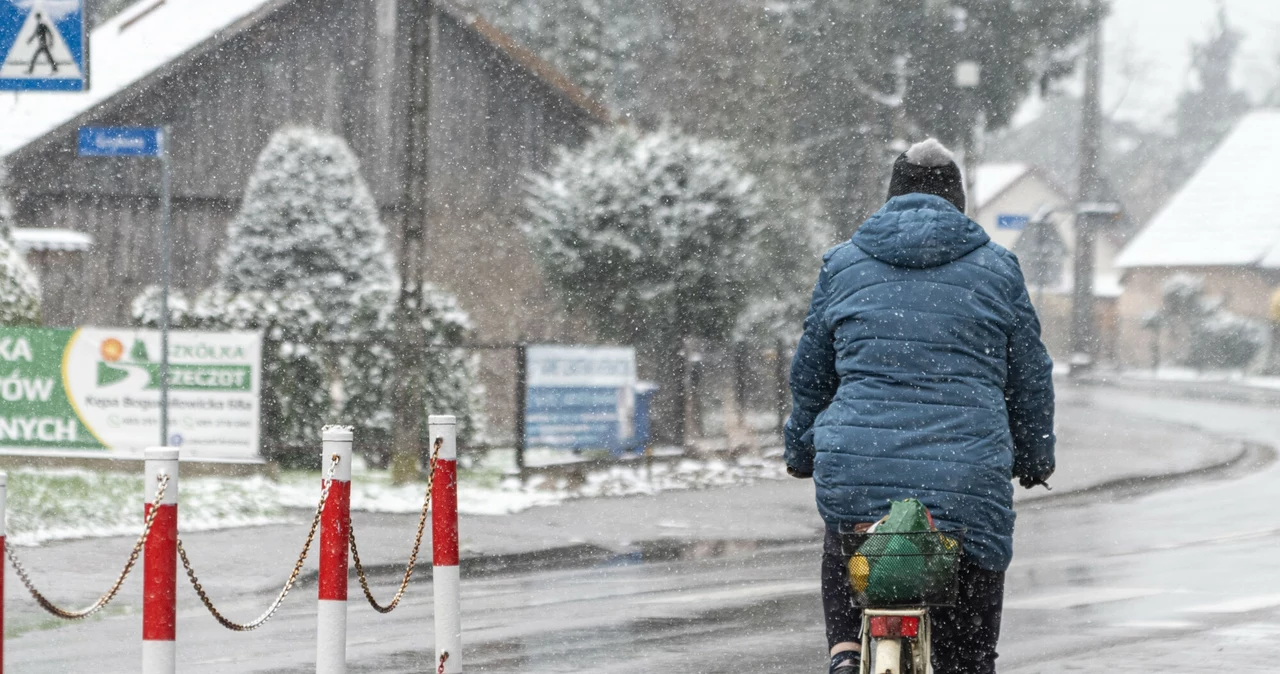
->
<box><xmin>784</xmin><ymin>138</ymin><xmax>1055</xmax><ymax>674</ymax></box>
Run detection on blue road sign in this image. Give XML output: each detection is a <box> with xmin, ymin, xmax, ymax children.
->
<box><xmin>0</xmin><ymin>0</ymin><xmax>88</xmax><ymax>91</ymax></box>
<box><xmin>997</xmin><ymin>214</ymin><xmax>1030</xmax><ymax>231</ymax></box>
<box><xmin>524</xmin><ymin>346</ymin><xmax>637</xmax><ymax>452</ymax></box>
<box><xmin>78</xmin><ymin>127</ymin><xmax>164</xmax><ymax>157</ymax></box>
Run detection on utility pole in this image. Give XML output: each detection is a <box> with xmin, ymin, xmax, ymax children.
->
<box><xmin>390</xmin><ymin>1</ymin><xmax>434</xmax><ymax>484</ymax></box>
<box><xmin>1070</xmin><ymin>0</ymin><xmax>1105</xmax><ymax>375</ymax></box>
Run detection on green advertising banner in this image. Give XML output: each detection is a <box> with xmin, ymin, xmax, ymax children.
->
<box><xmin>0</xmin><ymin>327</ymin><xmax>262</xmax><ymax>458</ymax></box>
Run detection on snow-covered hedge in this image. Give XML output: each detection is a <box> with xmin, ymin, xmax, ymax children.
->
<box><xmin>333</xmin><ymin>283</ymin><xmax>485</xmax><ymax>456</ymax></box>
<box><xmin>1159</xmin><ymin>273</ymin><xmax>1266</xmax><ymax>370</ymax></box>
<box><xmin>132</xmin><ymin>127</ymin><xmax>483</xmax><ymax>464</ymax></box>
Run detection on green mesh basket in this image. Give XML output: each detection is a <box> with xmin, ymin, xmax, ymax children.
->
<box><xmin>840</xmin><ymin>529</ymin><xmax>965</xmax><ymax>607</ymax></box>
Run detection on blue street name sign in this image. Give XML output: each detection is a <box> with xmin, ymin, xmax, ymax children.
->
<box><xmin>78</xmin><ymin>127</ymin><xmax>164</xmax><ymax>157</ymax></box>
<box><xmin>0</xmin><ymin>0</ymin><xmax>88</xmax><ymax>91</ymax></box>
<box><xmin>997</xmin><ymin>214</ymin><xmax>1030</xmax><ymax>231</ymax></box>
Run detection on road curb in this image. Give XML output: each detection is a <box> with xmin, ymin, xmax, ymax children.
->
<box><xmin>1019</xmin><ymin>441</ymin><xmax>1274</xmax><ymax>507</ymax></box>
<box><xmin>1078</xmin><ymin>373</ymin><xmax>1280</xmax><ymax>407</ymax></box>
<box><xmin>312</xmin><ymin>444</ymin><xmax>1272</xmax><ymax>584</ymax></box>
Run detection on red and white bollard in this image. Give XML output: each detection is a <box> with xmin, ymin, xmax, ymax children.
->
<box><xmin>143</xmin><ymin>448</ymin><xmax>179</xmax><ymax>674</ymax></box>
<box><xmin>1</xmin><ymin>471</ymin><xmax>7</xmax><ymax>674</ymax></box>
<box><xmin>430</xmin><ymin>415</ymin><xmax>460</xmax><ymax>674</ymax></box>
<box><xmin>317</xmin><ymin>427</ymin><xmax>353</xmax><ymax>674</ymax></box>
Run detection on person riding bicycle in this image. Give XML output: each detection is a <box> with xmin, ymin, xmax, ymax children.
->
<box><xmin>784</xmin><ymin>138</ymin><xmax>1055</xmax><ymax>674</ymax></box>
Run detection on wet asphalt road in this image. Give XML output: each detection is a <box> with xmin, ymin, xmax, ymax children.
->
<box><xmin>10</xmin><ymin>383</ymin><xmax>1280</xmax><ymax>673</ymax></box>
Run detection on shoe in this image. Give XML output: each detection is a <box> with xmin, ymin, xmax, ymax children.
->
<box><xmin>830</xmin><ymin>650</ymin><xmax>860</xmax><ymax>674</ymax></box>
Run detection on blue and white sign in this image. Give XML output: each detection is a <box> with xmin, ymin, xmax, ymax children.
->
<box><xmin>0</xmin><ymin>0</ymin><xmax>87</xmax><ymax>91</ymax></box>
<box><xmin>525</xmin><ymin>345</ymin><xmax>637</xmax><ymax>452</ymax></box>
<box><xmin>997</xmin><ymin>214</ymin><xmax>1030</xmax><ymax>231</ymax></box>
<box><xmin>77</xmin><ymin>126</ymin><xmax>164</xmax><ymax>157</ymax></box>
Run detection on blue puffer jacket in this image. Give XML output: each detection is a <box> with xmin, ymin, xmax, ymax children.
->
<box><xmin>784</xmin><ymin>194</ymin><xmax>1055</xmax><ymax>571</ymax></box>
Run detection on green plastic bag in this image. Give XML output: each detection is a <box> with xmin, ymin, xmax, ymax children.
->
<box><xmin>858</xmin><ymin>499</ymin><xmax>957</xmax><ymax>605</ymax></box>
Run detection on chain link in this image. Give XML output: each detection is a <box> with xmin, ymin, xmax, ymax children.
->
<box><xmin>176</xmin><ymin>453</ymin><xmax>340</xmax><ymax>631</ymax></box>
<box><xmin>5</xmin><ymin>472</ymin><xmax>171</xmax><ymax>620</ymax></box>
<box><xmin>349</xmin><ymin>436</ymin><xmax>443</xmax><ymax>613</ymax></box>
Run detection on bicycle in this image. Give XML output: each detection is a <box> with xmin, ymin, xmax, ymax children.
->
<box><xmin>837</xmin><ymin>523</ymin><xmax>966</xmax><ymax>674</ymax></box>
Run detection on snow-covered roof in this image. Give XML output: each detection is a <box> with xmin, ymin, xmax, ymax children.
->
<box><xmin>1117</xmin><ymin>110</ymin><xmax>1280</xmax><ymax>269</ymax></box>
<box><xmin>972</xmin><ymin>163</ymin><xmax>1032</xmax><ymax>210</ymax></box>
<box><xmin>0</xmin><ymin>0</ymin><xmax>609</xmax><ymax>159</ymax></box>
<box><xmin>11</xmin><ymin>227</ymin><xmax>94</xmax><ymax>252</ymax></box>
<box><xmin>0</xmin><ymin>0</ymin><xmax>289</xmax><ymax>158</ymax></box>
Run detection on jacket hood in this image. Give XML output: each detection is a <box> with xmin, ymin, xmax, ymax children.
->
<box><xmin>851</xmin><ymin>194</ymin><xmax>990</xmax><ymax>269</ymax></box>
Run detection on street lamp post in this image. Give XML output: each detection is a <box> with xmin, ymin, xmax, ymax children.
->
<box><xmin>955</xmin><ymin>60</ymin><xmax>981</xmax><ymax>213</ymax></box>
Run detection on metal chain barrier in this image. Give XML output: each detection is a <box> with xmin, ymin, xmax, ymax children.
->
<box><xmin>5</xmin><ymin>472</ymin><xmax>171</xmax><ymax>620</ymax></box>
<box><xmin>176</xmin><ymin>453</ymin><xmax>340</xmax><ymax>631</ymax></box>
<box><xmin>349</xmin><ymin>436</ymin><xmax>443</xmax><ymax>613</ymax></box>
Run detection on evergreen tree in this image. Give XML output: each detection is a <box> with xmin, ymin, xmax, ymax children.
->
<box><xmin>524</xmin><ymin>125</ymin><xmax>760</xmax><ymax>349</ymax></box>
<box><xmin>1171</xmin><ymin>7</ymin><xmax>1250</xmax><ymax>188</ymax></box>
<box><xmin>0</xmin><ymin>163</ymin><xmax>41</xmax><ymax>327</ymax></box>
<box><xmin>524</xmin><ymin>126</ymin><xmax>760</xmax><ymax>439</ymax></box>
<box><xmin>219</xmin><ymin>127</ymin><xmax>395</xmax><ymax>337</ymax></box>
<box><xmin>136</xmin><ymin>127</ymin><xmax>483</xmax><ymax>462</ymax></box>
<box><xmin>477</xmin><ymin>0</ymin><xmax>653</xmax><ymax>106</ymax></box>
<box><xmin>777</xmin><ymin>0</ymin><xmax>1100</xmax><ymax>228</ymax></box>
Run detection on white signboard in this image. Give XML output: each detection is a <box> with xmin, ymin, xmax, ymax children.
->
<box><xmin>0</xmin><ymin>327</ymin><xmax>262</xmax><ymax>459</ymax></box>
<box><xmin>525</xmin><ymin>345</ymin><xmax>637</xmax><ymax>451</ymax></box>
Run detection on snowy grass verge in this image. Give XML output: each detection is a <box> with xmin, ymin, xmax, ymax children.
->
<box><xmin>6</xmin><ymin>452</ymin><xmax>787</xmax><ymax>546</ymax></box>
<box><xmin>274</xmin><ymin>452</ymin><xmax>788</xmax><ymax>514</ymax></box>
<box><xmin>6</xmin><ymin>468</ymin><xmax>285</xmax><ymax>547</ymax></box>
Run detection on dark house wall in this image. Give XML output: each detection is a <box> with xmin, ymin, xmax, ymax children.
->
<box><xmin>7</xmin><ymin>0</ymin><xmax>598</xmax><ymax>347</ymax></box>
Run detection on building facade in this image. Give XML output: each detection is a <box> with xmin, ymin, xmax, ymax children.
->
<box><xmin>1</xmin><ymin>0</ymin><xmax>604</xmax><ymax>345</ymax></box>
<box><xmin>1115</xmin><ymin>111</ymin><xmax>1280</xmax><ymax>369</ymax></box>
<box><xmin>971</xmin><ymin>163</ymin><xmax>1123</xmax><ymax>361</ymax></box>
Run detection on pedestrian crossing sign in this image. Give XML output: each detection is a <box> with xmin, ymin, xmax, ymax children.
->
<box><xmin>0</xmin><ymin>0</ymin><xmax>87</xmax><ymax>91</ymax></box>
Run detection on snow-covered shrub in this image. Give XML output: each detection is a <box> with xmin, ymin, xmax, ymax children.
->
<box><xmin>523</xmin><ymin>125</ymin><xmax>762</xmax><ymax>442</ymax></box>
<box><xmin>734</xmin><ymin>169</ymin><xmax>831</xmax><ymax>344</ymax></box>
<box><xmin>133</xmin><ymin>127</ymin><xmax>483</xmax><ymax>465</ymax></box>
<box><xmin>333</xmin><ymin>283</ymin><xmax>485</xmax><ymax>462</ymax></box>
<box><xmin>0</xmin><ymin>164</ymin><xmax>40</xmax><ymax>326</ymax></box>
<box><xmin>218</xmin><ymin>127</ymin><xmax>395</xmax><ymax>338</ymax></box>
<box><xmin>523</xmin><ymin>125</ymin><xmax>761</xmax><ymax>349</ymax></box>
<box><xmin>1186</xmin><ymin>310</ymin><xmax>1266</xmax><ymax>370</ymax></box>
<box><xmin>1161</xmin><ymin>273</ymin><xmax>1209</xmax><ymax>320</ymax></box>
<box><xmin>1158</xmin><ymin>273</ymin><xmax>1266</xmax><ymax>370</ymax></box>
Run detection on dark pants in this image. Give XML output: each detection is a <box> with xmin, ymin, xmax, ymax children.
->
<box><xmin>822</xmin><ymin>529</ymin><xmax>1005</xmax><ymax>674</ymax></box>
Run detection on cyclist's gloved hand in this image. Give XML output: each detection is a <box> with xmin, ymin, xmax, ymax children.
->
<box><xmin>1019</xmin><ymin>468</ymin><xmax>1054</xmax><ymax>490</ymax></box>
<box><xmin>786</xmin><ymin>465</ymin><xmax>813</xmax><ymax>479</ymax></box>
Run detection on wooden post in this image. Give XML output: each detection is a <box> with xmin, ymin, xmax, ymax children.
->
<box><xmin>514</xmin><ymin>343</ymin><xmax>527</xmax><ymax>478</ymax></box>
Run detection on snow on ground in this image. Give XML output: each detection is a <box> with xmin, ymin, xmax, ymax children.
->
<box><xmin>5</xmin><ymin>451</ymin><xmax>787</xmax><ymax>546</ymax></box>
<box><xmin>5</xmin><ymin>468</ymin><xmax>285</xmax><ymax>546</ymax></box>
<box><xmin>1122</xmin><ymin>367</ymin><xmax>1280</xmax><ymax>391</ymax></box>
<box><xmin>273</xmin><ymin>452</ymin><xmax>789</xmax><ymax>515</ymax></box>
